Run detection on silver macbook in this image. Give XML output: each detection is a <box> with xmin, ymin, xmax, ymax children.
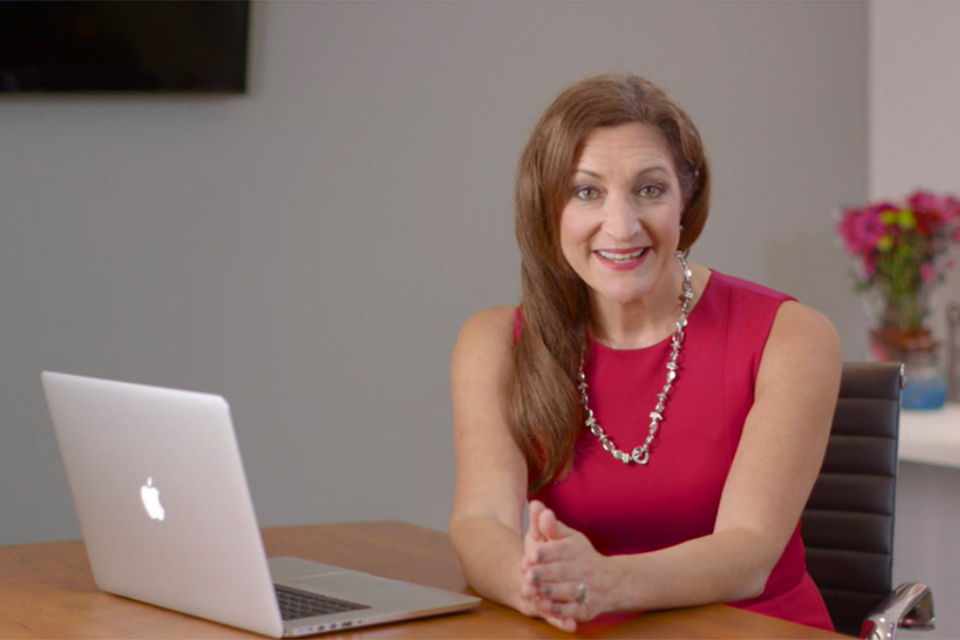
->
<box><xmin>42</xmin><ymin>371</ymin><xmax>480</xmax><ymax>637</ymax></box>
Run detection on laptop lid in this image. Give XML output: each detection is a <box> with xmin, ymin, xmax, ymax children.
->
<box><xmin>42</xmin><ymin>371</ymin><xmax>479</xmax><ymax>637</ymax></box>
<box><xmin>43</xmin><ymin>371</ymin><xmax>286</xmax><ymax>636</ymax></box>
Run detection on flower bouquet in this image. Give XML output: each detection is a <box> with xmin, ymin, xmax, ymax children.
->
<box><xmin>837</xmin><ymin>190</ymin><xmax>960</xmax><ymax>408</ymax></box>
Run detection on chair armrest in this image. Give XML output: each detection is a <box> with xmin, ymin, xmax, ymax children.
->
<box><xmin>861</xmin><ymin>582</ymin><xmax>935</xmax><ymax>640</ymax></box>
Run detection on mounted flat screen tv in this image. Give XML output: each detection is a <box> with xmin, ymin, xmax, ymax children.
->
<box><xmin>0</xmin><ymin>0</ymin><xmax>250</xmax><ymax>94</ymax></box>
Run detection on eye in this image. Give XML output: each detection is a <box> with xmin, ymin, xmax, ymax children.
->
<box><xmin>637</xmin><ymin>184</ymin><xmax>665</xmax><ymax>198</ymax></box>
<box><xmin>573</xmin><ymin>186</ymin><xmax>601</xmax><ymax>201</ymax></box>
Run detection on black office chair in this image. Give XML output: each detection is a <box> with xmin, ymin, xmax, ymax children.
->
<box><xmin>802</xmin><ymin>362</ymin><xmax>935</xmax><ymax>639</ymax></box>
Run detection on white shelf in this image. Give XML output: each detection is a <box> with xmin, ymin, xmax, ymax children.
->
<box><xmin>899</xmin><ymin>403</ymin><xmax>960</xmax><ymax>468</ymax></box>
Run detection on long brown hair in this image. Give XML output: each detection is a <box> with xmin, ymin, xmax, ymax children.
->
<box><xmin>511</xmin><ymin>74</ymin><xmax>712</xmax><ymax>492</ymax></box>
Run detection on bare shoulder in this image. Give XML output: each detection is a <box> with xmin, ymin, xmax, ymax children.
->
<box><xmin>770</xmin><ymin>301</ymin><xmax>841</xmax><ymax>357</ymax></box>
<box><xmin>454</xmin><ymin>305</ymin><xmax>518</xmax><ymax>355</ymax></box>
<box><xmin>761</xmin><ymin>300</ymin><xmax>842</xmax><ymax>393</ymax></box>
<box><xmin>451</xmin><ymin>306</ymin><xmax>518</xmax><ymax>391</ymax></box>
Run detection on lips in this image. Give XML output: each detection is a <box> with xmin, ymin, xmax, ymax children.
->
<box><xmin>596</xmin><ymin>248</ymin><xmax>648</xmax><ymax>264</ymax></box>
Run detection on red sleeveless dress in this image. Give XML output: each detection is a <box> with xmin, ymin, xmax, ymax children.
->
<box><xmin>523</xmin><ymin>271</ymin><xmax>834</xmax><ymax>631</ymax></box>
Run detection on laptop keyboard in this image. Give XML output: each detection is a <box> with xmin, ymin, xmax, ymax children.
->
<box><xmin>274</xmin><ymin>584</ymin><xmax>371</xmax><ymax>621</ymax></box>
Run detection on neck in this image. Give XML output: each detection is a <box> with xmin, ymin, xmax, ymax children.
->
<box><xmin>589</xmin><ymin>255</ymin><xmax>694</xmax><ymax>350</ymax></box>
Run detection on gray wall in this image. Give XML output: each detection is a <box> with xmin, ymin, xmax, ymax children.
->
<box><xmin>0</xmin><ymin>1</ymin><xmax>868</xmax><ymax>545</ymax></box>
<box><xmin>871</xmin><ymin>4</ymin><xmax>960</xmax><ymax>638</ymax></box>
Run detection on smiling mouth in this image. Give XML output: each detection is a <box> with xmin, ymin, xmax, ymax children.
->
<box><xmin>596</xmin><ymin>248</ymin><xmax>647</xmax><ymax>263</ymax></box>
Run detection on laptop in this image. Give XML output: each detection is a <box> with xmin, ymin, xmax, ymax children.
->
<box><xmin>41</xmin><ymin>371</ymin><xmax>480</xmax><ymax>637</ymax></box>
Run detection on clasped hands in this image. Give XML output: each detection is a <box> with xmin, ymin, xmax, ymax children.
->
<box><xmin>520</xmin><ymin>500</ymin><xmax>618</xmax><ymax>633</ymax></box>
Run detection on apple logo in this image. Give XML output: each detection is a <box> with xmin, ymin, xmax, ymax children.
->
<box><xmin>140</xmin><ymin>477</ymin><xmax>165</xmax><ymax>521</ymax></box>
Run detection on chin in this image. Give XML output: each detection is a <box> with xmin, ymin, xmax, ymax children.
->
<box><xmin>592</xmin><ymin>285</ymin><xmax>651</xmax><ymax>307</ymax></box>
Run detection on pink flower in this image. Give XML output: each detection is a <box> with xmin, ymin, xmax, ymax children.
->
<box><xmin>838</xmin><ymin>205</ymin><xmax>895</xmax><ymax>255</ymax></box>
<box><xmin>858</xmin><ymin>208</ymin><xmax>889</xmax><ymax>250</ymax></box>
<box><xmin>837</xmin><ymin>209</ymin><xmax>864</xmax><ymax>253</ymax></box>
<box><xmin>908</xmin><ymin>190</ymin><xmax>949</xmax><ymax>220</ymax></box>
<box><xmin>867</xmin><ymin>202</ymin><xmax>900</xmax><ymax>218</ymax></box>
<box><xmin>838</xmin><ymin>189</ymin><xmax>960</xmax><ymax>333</ymax></box>
<box><xmin>947</xmin><ymin>196</ymin><xmax>960</xmax><ymax>221</ymax></box>
<box><xmin>914</xmin><ymin>210</ymin><xmax>939</xmax><ymax>236</ymax></box>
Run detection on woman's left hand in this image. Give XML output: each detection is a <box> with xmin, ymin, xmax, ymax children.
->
<box><xmin>520</xmin><ymin>500</ymin><xmax>621</xmax><ymax>632</ymax></box>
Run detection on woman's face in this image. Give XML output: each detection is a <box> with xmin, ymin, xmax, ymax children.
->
<box><xmin>559</xmin><ymin>122</ymin><xmax>685</xmax><ymax>310</ymax></box>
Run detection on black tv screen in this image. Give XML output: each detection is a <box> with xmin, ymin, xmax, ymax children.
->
<box><xmin>0</xmin><ymin>0</ymin><xmax>250</xmax><ymax>93</ymax></box>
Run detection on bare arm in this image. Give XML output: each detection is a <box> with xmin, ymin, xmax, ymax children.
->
<box><xmin>522</xmin><ymin>301</ymin><xmax>842</xmax><ymax>627</ymax></box>
<box><xmin>447</xmin><ymin>306</ymin><xmax>531</xmax><ymax>612</ymax></box>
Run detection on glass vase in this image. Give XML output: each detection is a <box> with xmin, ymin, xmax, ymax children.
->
<box><xmin>869</xmin><ymin>328</ymin><xmax>947</xmax><ymax>410</ymax></box>
<box><xmin>901</xmin><ymin>346</ymin><xmax>948</xmax><ymax>410</ymax></box>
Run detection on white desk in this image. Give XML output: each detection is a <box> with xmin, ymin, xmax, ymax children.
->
<box><xmin>894</xmin><ymin>405</ymin><xmax>960</xmax><ymax>640</ymax></box>
<box><xmin>899</xmin><ymin>403</ymin><xmax>960</xmax><ymax>468</ymax></box>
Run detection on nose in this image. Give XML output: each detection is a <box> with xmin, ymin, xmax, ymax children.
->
<box><xmin>603</xmin><ymin>194</ymin><xmax>641</xmax><ymax>242</ymax></box>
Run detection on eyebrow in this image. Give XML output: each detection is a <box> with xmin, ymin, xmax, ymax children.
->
<box><xmin>573</xmin><ymin>168</ymin><xmax>603</xmax><ymax>179</ymax></box>
<box><xmin>573</xmin><ymin>165</ymin><xmax>672</xmax><ymax>180</ymax></box>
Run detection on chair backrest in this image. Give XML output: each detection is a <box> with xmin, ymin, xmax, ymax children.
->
<box><xmin>802</xmin><ymin>362</ymin><xmax>903</xmax><ymax>636</ymax></box>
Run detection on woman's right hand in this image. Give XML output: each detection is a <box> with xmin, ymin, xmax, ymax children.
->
<box><xmin>520</xmin><ymin>500</ymin><xmax>622</xmax><ymax>633</ymax></box>
<box><xmin>448</xmin><ymin>307</ymin><xmax>539</xmax><ymax>614</ymax></box>
<box><xmin>517</xmin><ymin>501</ymin><xmax>575</xmax><ymax>630</ymax></box>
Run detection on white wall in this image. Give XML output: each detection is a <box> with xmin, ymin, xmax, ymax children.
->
<box><xmin>870</xmin><ymin>0</ymin><xmax>960</xmax><ymax>344</ymax></box>
<box><xmin>0</xmin><ymin>1</ymin><xmax>868</xmax><ymax>550</ymax></box>
<box><xmin>871</xmin><ymin>2</ymin><xmax>960</xmax><ymax>638</ymax></box>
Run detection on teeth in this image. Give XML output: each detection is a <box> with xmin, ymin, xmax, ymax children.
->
<box><xmin>598</xmin><ymin>249</ymin><xmax>646</xmax><ymax>263</ymax></box>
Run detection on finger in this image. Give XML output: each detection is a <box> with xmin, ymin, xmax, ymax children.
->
<box><xmin>537</xmin><ymin>506</ymin><xmax>577</xmax><ymax>541</ymax></box>
<box><xmin>519</xmin><ymin>592</ymin><xmax>573</xmax><ymax>631</ymax></box>
<box><xmin>539</xmin><ymin>597</ymin><xmax>585</xmax><ymax>622</ymax></box>
<box><xmin>520</xmin><ymin>553</ymin><xmax>546</xmax><ymax>591</ymax></box>
<box><xmin>532</xmin><ymin>597</ymin><xmax>578</xmax><ymax>631</ymax></box>
<box><xmin>544</xmin><ymin>613</ymin><xmax>577</xmax><ymax>634</ymax></box>
<box><xmin>545</xmin><ymin>579</ymin><xmax>584</xmax><ymax>603</ymax></box>
<box><xmin>527</xmin><ymin>500</ymin><xmax>547</xmax><ymax>541</ymax></box>
<box><xmin>521</xmin><ymin>537</ymin><xmax>548</xmax><ymax>571</ymax></box>
<box><xmin>523</xmin><ymin>542</ymin><xmax>583</xmax><ymax>582</ymax></box>
<box><xmin>519</xmin><ymin>578</ymin><xmax>540</xmax><ymax>600</ymax></box>
<box><xmin>524</xmin><ymin>562</ymin><xmax>572</xmax><ymax>587</ymax></box>
<box><xmin>535</xmin><ymin>577</ymin><xmax>583</xmax><ymax>603</ymax></box>
<box><xmin>521</xmin><ymin>506</ymin><xmax>546</xmax><ymax>572</ymax></box>
<box><xmin>528</xmin><ymin>537</ymin><xmax>583</xmax><ymax>565</ymax></box>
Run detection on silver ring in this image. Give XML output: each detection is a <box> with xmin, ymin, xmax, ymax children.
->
<box><xmin>575</xmin><ymin>581</ymin><xmax>589</xmax><ymax>605</ymax></box>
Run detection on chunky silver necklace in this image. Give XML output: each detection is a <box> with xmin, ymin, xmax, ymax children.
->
<box><xmin>578</xmin><ymin>251</ymin><xmax>694</xmax><ymax>465</ymax></box>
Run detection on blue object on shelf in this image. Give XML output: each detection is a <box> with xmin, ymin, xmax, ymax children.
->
<box><xmin>902</xmin><ymin>372</ymin><xmax>947</xmax><ymax>410</ymax></box>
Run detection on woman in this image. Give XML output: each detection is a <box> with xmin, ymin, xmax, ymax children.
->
<box><xmin>448</xmin><ymin>73</ymin><xmax>842</xmax><ymax>633</ymax></box>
